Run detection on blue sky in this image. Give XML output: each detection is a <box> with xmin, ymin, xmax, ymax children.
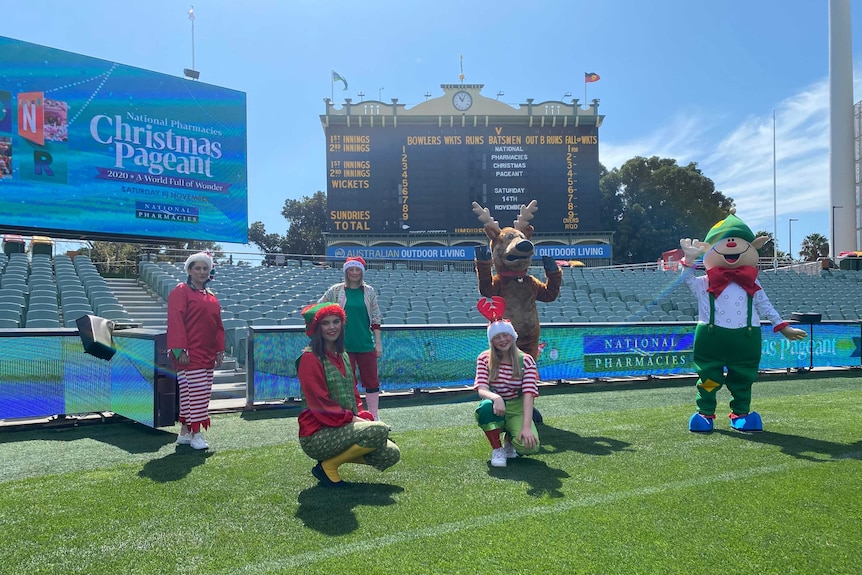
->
<box><xmin>3</xmin><ymin>0</ymin><xmax>861</xmax><ymax>260</ymax></box>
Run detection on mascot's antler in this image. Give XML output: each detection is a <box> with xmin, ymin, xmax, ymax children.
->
<box><xmin>476</xmin><ymin>296</ymin><xmax>507</xmax><ymax>322</ymax></box>
<box><xmin>472</xmin><ymin>202</ymin><xmax>501</xmax><ymax>239</ymax></box>
<box><xmin>513</xmin><ymin>200</ymin><xmax>538</xmax><ymax>235</ymax></box>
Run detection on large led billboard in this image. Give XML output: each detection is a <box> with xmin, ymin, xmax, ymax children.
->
<box><xmin>0</xmin><ymin>36</ymin><xmax>248</xmax><ymax>243</ymax></box>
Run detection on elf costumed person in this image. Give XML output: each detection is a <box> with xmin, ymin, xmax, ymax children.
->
<box><xmin>473</xmin><ymin>296</ymin><xmax>540</xmax><ymax>468</ymax></box>
<box><xmin>167</xmin><ymin>251</ymin><xmax>225</xmax><ymax>450</ymax></box>
<box><xmin>680</xmin><ymin>210</ymin><xmax>807</xmax><ymax>433</ymax></box>
<box><xmin>319</xmin><ymin>256</ymin><xmax>384</xmax><ymax>420</ymax></box>
<box><xmin>296</xmin><ymin>302</ymin><xmax>400</xmax><ymax>487</ymax></box>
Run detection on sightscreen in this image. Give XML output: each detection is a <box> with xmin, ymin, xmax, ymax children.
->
<box><xmin>0</xmin><ymin>36</ymin><xmax>248</xmax><ymax>243</ymax></box>
<box><xmin>324</xmin><ymin>123</ymin><xmax>600</xmax><ymax>235</ymax></box>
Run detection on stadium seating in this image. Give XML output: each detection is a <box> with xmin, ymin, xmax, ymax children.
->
<box><xmin>127</xmin><ymin>259</ymin><xmax>862</xmax><ymax>335</ymax></box>
<box><xmin>0</xmin><ymin>308</ymin><xmax>21</xmax><ymax>325</ymax></box>
<box><xmin>221</xmin><ymin>318</ymin><xmax>249</xmax><ymax>357</ymax></box>
<box><xmin>25</xmin><ymin>318</ymin><xmax>61</xmax><ymax>328</ymax></box>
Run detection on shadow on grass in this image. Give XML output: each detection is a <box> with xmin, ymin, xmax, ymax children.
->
<box><xmin>0</xmin><ymin>420</ymin><xmax>179</xmax><ymax>454</ymax></box>
<box><xmin>488</xmin><ymin>457</ymin><xmax>570</xmax><ymax>498</ymax></box>
<box><xmin>295</xmin><ymin>482</ymin><xmax>404</xmax><ymax>535</ymax></box>
<box><xmin>137</xmin><ymin>448</ymin><xmax>214</xmax><ymax>482</ymax></box>
<box><xmin>715</xmin><ymin>429</ymin><xmax>862</xmax><ymax>462</ymax></box>
<box><xmin>538</xmin><ymin>423</ymin><xmax>635</xmax><ymax>456</ymax></box>
<box><xmin>238</xmin><ymin>405</ymin><xmax>302</xmax><ymax>422</ymax></box>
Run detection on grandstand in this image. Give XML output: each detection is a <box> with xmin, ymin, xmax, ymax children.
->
<box><xmin>138</xmin><ymin>259</ymin><xmax>862</xmax><ymax>328</ymax></box>
<box><xmin>2</xmin><ymin>253</ymin><xmax>860</xmax><ymax>337</ymax></box>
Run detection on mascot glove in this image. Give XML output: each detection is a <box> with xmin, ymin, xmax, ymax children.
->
<box><xmin>542</xmin><ymin>256</ymin><xmax>558</xmax><ymax>272</ymax></box>
<box><xmin>475</xmin><ymin>245</ymin><xmax>492</xmax><ymax>261</ymax></box>
<box><xmin>680</xmin><ymin>238</ymin><xmax>706</xmax><ymax>265</ymax></box>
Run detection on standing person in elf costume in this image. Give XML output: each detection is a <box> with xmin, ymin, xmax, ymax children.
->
<box><xmin>167</xmin><ymin>251</ymin><xmax>225</xmax><ymax>450</ymax></box>
<box><xmin>680</xmin><ymin>210</ymin><xmax>807</xmax><ymax>433</ymax></box>
<box><xmin>319</xmin><ymin>256</ymin><xmax>384</xmax><ymax>421</ymax></box>
<box><xmin>473</xmin><ymin>296</ymin><xmax>540</xmax><ymax>468</ymax></box>
<box><xmin>296</xmin><ymin>302</ymin><xmax>400</xmax><ymax>488</ymax></box>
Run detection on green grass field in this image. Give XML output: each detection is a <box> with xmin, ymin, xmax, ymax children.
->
<box><xmin>2</xmin><ymin>372</ymin><xmax>861</xmax><ymax>575</ymax></box>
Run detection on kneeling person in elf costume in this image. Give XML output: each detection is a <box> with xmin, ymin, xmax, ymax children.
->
<box><xmin>680</xmin><ymin>210</ymin><xmax>807</xmax><ymax>433</ymax></box>
<box><xmin>473</xmin><ymin>296</ymin><xmax>540</xmax><ymax>468</ymax></box>
<box><xmin>296</xmin><ymin>302</ymin><xmax>400</xmax><ymax>487</ymax></box>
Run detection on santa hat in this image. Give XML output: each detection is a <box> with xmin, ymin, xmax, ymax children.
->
<box><xmin>477</xmin><ymin>296</ymin><xmax>518</xmax><ymax>343</ymax></box>
<box><xmin>343</xmin><ymin>256</ymin><xmax>366</xmax><ymax>272</ymax></box>
<box><xmin>301</xmin><ymin>302</ymin><xmax>346</xmax><ymax>337</ymax></box>
<box><xmin>184</xmin><ymin>251</ymin><xmax>213</xmax><ymax>274</ymax></box>
<box><xmin>487</xmin><ymin>319</ymin><xmax>518</xmax><ymax>343</ymax></box>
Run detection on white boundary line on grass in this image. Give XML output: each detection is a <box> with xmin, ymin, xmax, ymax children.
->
<box><xmin>223</xmin><ymin>453</ymin><xmax>860</xmax><ymax>574</ymax></box>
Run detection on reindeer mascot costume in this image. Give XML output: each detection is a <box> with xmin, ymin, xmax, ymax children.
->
<box><xmin>473</xmin><ymin>201</ymin><xmax>562</xmax><ymax>422</ymax></box>
<box><xmin>680</xmin><ymin>210</ymin><xmax>806</xmax><ymax>433</ymax></box>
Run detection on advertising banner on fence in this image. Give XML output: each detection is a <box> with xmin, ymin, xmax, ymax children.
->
<box><xmin>0</xmin><ymin>36</ymin><xmax>248</xmax><ymax>243</ymax></box>
<box><xmin>249</xmin><ymin>322</ymin><xmax>861</xmax><ymax>401</ymax></box>
<box><xmin>326</xmin><ymin>243</ymin><xmax>612</xmax><ymax>262</ymax></box>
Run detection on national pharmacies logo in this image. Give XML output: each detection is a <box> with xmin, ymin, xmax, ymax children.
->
<box><xmin>583</xmin><ymin>332</ymin><xmax>694</xmax><ymax>374</ymax></box>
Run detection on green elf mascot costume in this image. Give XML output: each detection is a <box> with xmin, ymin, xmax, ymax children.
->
<box><xmin>680</xmin><ymin>210</ymin><xmax>807</xmax><ymax>433</ymax></box>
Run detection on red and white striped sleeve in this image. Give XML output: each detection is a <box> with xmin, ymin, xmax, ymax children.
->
<box><xmin>473</xmin><ymin>351</ymin><xmax>490</xmax><ymax>390</ymax></box>
<box><xmin>521</xmin><ymin>353</ymin><xmax>539</xmax><ymax>397</ymax></box>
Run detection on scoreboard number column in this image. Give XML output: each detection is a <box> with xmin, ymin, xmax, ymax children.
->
<box><xmin>564</xmin><ymin>144</ymin><xmax>579</xmax><ymax>230</ymax></box>
<box><xmin>401</xmin><ymin>145</ymin><xmax>409</xmax><ymax>226</ymax></box>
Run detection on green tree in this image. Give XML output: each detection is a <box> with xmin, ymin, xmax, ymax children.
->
<box><xmin>599</xmin><ymin>156</ymin><xmax>734</xmax><ymax>264</ymax></box>
<box><xmin>755</xmin><ymin>230</ymin><xmax>776</xmax><ymax>261</ymax></box>
<box><xmin>248</xmin><ymin>191</ymin><xmax>328</xmax><ymax>259</ymax></box>
<box><xmin>81</xmin><ymin>240</ymin><xmax>222</xmax><ymax>275</ymax></box>
<box><xmin>86</xmin><ymin>241</ymin><xmax>140</xmax><ymax>276</ymax></box>
<box><xmin>753</xmin><ymin>230</ymin><xmax>791</xmax><ymax>263</ymax></box>
<box><xmin>800</xmin><ymin>233</ymin><xmax>829</xmax><ymax>261</ymax></box>
<box><xmin>282</xmin><ymin>191</ymin><xmax>328</xmax><ymax>255</ymax></box>
<box><xmin>247</xmin><ymin>221</ymin><xmax>288</xmax><ymax>255</ymax></box>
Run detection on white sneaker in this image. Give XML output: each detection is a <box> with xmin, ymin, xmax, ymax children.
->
<box><xmin>190</xmin><ymin>432</ymin><xmax>209</xmax><ymax>450</ymax></box>
<box><xmin>176</xmin><ymin>433</ymin><xmax>192</xmax><ymax>445</ymax></box>
<box><xmin>490</xmin><ymin>447</ymin><xmax>507</xmax><ymax>467</ymax></box>
<box><xmin>504</xmin><ymin>441</ymin><xmax>518</xmax><ymax>459</ymax></box>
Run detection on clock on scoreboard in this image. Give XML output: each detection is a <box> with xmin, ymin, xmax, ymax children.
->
<box><xmin>325</xmin><ymin>123</ymin><xmax>599</xmax><ymax>235</ymax></box>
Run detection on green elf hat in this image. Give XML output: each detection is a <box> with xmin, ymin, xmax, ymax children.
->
<box><xmin>704</xmin><ymin>209</ymin><xmax>755</xmax><ymax>244</ymax></box>
<box><xmin>301</xmin><ymin>302</ymin><xmax>346</xmax><ymax>337</ymax></box>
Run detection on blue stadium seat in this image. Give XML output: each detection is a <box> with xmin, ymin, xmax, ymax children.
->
<box><xmin>0</xmin><ymin>309</ymin><xmax>21</xmax><ymax>323</ymax></box>
<box><xmin>25</xmin><ymin>318</ymin><xmax>61</xmax><ymax>328</ymax></box>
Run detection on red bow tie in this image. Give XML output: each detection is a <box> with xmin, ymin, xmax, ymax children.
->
<box><xmin>706</xmin><ymin>266</ymin><xmax>762</xmax><ymax>297</ymax></box>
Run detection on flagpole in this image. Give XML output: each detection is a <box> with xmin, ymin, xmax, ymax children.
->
<box><xmin>773</xmin><ymin>109</ymin><xmax>778</xmax><ymax>270</ymax></box>
<box><xmin>190</xmin><ymin>5</ymin><xmax>195</xmax><ymax>71</ymax></box>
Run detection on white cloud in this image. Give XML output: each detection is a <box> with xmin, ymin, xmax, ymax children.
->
<box><xmin>703</xmin><ymin>81</ymin><xmax>831</xmax><ymax>231</ymax></box>
<box><xmin>600</xmin><ymin>72</ymin><xmax>862</xmax><ymax>248</ymax></box>
<box><xmin>600</xmin><ymin>114</ymin><xmax>708</xmax><ymax>172</ymax></box>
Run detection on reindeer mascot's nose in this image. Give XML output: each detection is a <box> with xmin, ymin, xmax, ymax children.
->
<box><xmin>515</xmin><ymin>239</ymin><xmax>533</xmax><ymax>252</ymax></box>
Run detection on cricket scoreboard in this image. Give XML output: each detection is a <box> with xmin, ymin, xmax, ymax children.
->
<box><xmin>324</xmin><ymin>123</ymin><xmax>600</xmax><ymax>235</ymax></box>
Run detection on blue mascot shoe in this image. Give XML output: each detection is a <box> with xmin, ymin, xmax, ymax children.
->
<box><xmin>688</xmin><ymin>413</ymin><xmax>714</xmax><ymax>433</ymax></box>
<box><xmin>729</xmin><ymin>411</ymin><xmax>763</xmax><ymax>432</ymax></box>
